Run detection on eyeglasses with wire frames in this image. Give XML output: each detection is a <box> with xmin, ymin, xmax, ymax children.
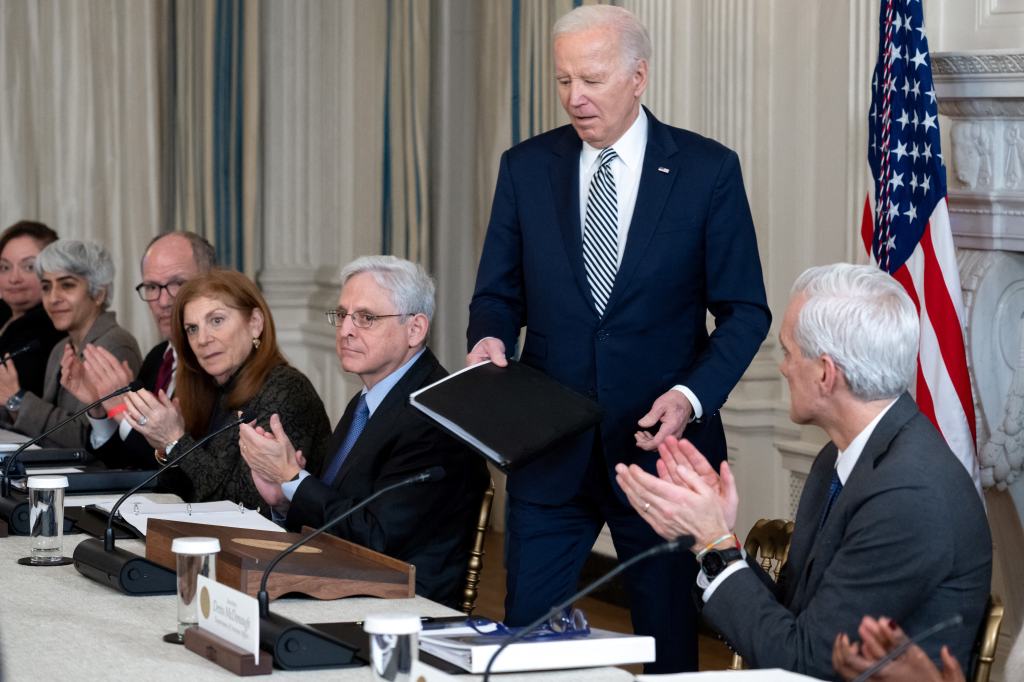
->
<box><xmin>135</xmin><ymin>280</ymin><xmax>186</xmax><ymax>302</ymax></box>
<box><xmin>324</xmin><ymin>308</ymin><xmax>407</xmax><ymax>329</ymax></box>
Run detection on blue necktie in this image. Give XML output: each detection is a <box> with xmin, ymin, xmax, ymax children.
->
<box><xmin>321</xmin><ymin>394</ymin><xmax>369</xmax><ymax>485</ymax></box>
<box><xmin>818</xmin><ymin>469</ymin><xmax>844</xmax><ymax>529</ymax></box>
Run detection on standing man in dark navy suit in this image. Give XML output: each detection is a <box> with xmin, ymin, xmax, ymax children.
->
<box><xmin>467</xmin><ymin>4</ymin><xmax>771</xmax><ymax>672</ymax></box>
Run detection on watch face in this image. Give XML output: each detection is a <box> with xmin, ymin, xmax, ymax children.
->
<box><xmin>703</xmin><ymin>551</ymin><xmax>726</xmax><ymax>576</ymax></box>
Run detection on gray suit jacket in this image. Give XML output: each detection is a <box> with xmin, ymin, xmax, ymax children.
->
<box><xmin>7</xmin><ymin>311</ymin><xmax>142</xmax><ymax>448</ymax></box>
<box><xmin>703</xmin><ymin>393</ymin><xmax>991</xmax><ymax>680</ymax></box>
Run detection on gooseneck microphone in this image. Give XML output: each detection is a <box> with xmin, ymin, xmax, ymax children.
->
<box><xmin>850</xmin><ymin>613</ymin><xmax>964</xmax><ymax>682</ymax></box>
<box><xmin>1</xmin><ymin>379</ymin><xmax>144</xmax><ymax>497</ymax></box>
<box><xmin>72</xmin><ymin>411</ymin><xmax>256</xmax><ymax>595</ymax></box>
<box><xmin>258</xmin><ymin>465</ymin><xmax>446</xmax><ymax>670</ymax></box>
<box><xmin>1</xmin><ymin>340</ymin><xmax>40</xmax><ymax>365</ymax></box>
<box><xmin>481</xmin><ymin>535</ymin><xmax>691</xmax><ymax>681</ymax></box>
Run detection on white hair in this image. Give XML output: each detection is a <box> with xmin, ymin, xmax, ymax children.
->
<box><xmin>35</xmin><ymin>239</ymin><xmax>115</xmax><ymax>309</ymax></box>
<box><xmin>339</xmin><ymin>255</ymin><xmax>436</xmax><ymax>323</ymax></box>
<box><xmin>791</xmin><ymin>263</ymin><xmax>919</xmax><ymax>401</ymax></box>
<box><xmin>552</xmin><ymin>5</ymin><xmax>651</xmax><ymax>68</ymax></box>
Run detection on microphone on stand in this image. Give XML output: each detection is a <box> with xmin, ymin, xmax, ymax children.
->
<box><xmin>851</xmin><ymin>614</ymin><xmax>964</xmax><ymax>682</ymax></box>
<box><xmin>0</xmin><ymin>380</ymin><xmax>144</xmax><ymax>533</ymax></box>
<box><xmin>258</xmin><ymin>466</ymin><xmax>446</xmax><ymax>670</ymax></box>
<box><xmin>1</xmin><ymin>340</ymin><xmax>40</xmax><ymax>365</ymax></box>
<box><xmin>72</xmin><ymin>411</ymin><xmax>256</xmax><ymax>595</ymax></box>
<box><xmin>481</xmin><ymin>535</ymin><xmax>692</xmax><ymax>681</ymax></box>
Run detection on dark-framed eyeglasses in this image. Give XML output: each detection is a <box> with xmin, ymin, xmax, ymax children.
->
<box><xmin>324</xmin><ymin>308</ymin><xmax>406</xmax><ymax>329</ymax></box>
<box><xmin>135</xmin><ymin>280</ymin><xmax>186</xmax><ymax>302</ymax></box>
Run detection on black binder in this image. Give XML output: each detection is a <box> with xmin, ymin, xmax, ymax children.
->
<box><xmin>409</xmin><ymin>361</ymin><xmax>602</xmax><ymax>470</ymax></box>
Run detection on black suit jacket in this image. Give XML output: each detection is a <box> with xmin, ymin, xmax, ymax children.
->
<box><xmin>0</xmin><ymin>303</ymin><xmax>65</xmax><ymax>398</ymax></box>
<box><xmin>286</xmin><ymin>348</ymin><xmax>490</xmax><ymax>607</ymax></box>
<box><xmin>703</xmin><ymin>394</ymin><xmax>991</xmax><ymax>679</ymax></box>
<box><xmin>90</xmin><ymin>340</ymin><xmax>169</xmax><ymax>469</ymax></box>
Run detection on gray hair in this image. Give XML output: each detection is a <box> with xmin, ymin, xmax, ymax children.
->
<box><xmin>35</xmin><ymin>240</ymin><xmax>116</xmax><ymax>308</ymax></box>
<box><xmin>141</xmin><ymin>231</ymin><xmax>217</xmax><ymax>273</ymax></box>
<box><xmin>339</xmin><ymin>255</ymin><xmax>436</xmax><ymax>323</ymax></box>
<box><xmin>553</xmin><ymin>5</ymin><xmax>652</xmax><ymax>68</ymax></box>
<box><xmin>791</xmin><ymin>263</ymin><xmax>919</xmax><ymax>401</ymax></box>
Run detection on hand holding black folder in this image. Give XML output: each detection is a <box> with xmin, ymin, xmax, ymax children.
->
<box><xmin>409</xmin><ymin>361</ymin><xmax>602</xmax><ymax>470</ymax></box>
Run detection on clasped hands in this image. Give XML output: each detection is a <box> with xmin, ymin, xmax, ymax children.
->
<box><xmin>833</xmin><ymin>616</ymin><xmax>964</xmax><ymax>682</ymax></box>
<box><xmin>615</xmin><ymin>436</ymin><xmax>738</xmax><ymax>552</ymax></box>
<box><xmin>468</xmin><ymin>337</ymin><xmax>693</xmax><ymax>451</ymax></box>
<box><xmin>238</xmin><ymin>414</ymin><xmax>306</xmax><ymax>508</ymax></box>
<box><xmin>60</xmin><ymin>344</ymin><xmax>137</xmax><ymax>419</ymax></box>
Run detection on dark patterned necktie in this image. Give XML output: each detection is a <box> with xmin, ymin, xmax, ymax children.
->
<box><xmin>818</xmin><ymin>469</ymin><xmax>844</xmax><ymax>529</ymax></box>
<box><xmin>582</xmin><ymin>147</ymin><xmax>620</xmax><ymax>315</ymax></box>
<box><xmin>155</xmin><ymin>347</ymin><xmax>174</xmax><ymax>393</ymax></box>
<box><xmin>321</xmin><ymin>394</ymin><xmax>369</xmax><ymax>485</ymax></box>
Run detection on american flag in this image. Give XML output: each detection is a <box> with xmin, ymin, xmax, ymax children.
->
<box><xmin>862</xmin><ymin>0</ymin><xmax>982</xmax><ymax>491</ymax></box>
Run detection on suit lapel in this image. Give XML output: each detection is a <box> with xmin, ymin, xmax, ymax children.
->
<box><xmin>550</xmin><ymin>128</ymin><xmax>593</xmax><ymax>312</ymax></box>
<box><xmin>603</xmin><ymin>109</ymin><xmax>680</xmax><ymax>315</ymax></box>
<box><xmin>331</xmin><ymin>350</ymin><xmax>439</xmax><ymax>488</ymax></box>
<box><xmin>782</xmin><ymin>445</ymin><xmax>837</xmax><ymax>606</ymax></box>
<box><xmin>788</xmin><ymin>394</ymin><xmax>918</xmax><ymax>608</ymax></box>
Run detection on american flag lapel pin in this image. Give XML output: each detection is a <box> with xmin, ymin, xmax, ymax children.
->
<box><xmin>657</xmin><ymin>166</ymin><xmax>670</xmax><ymax>174</ymax></box>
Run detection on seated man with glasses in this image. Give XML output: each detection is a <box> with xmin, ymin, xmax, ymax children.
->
<box><xmin>61</xmin><ymin>232</ymin><xmax>215</xmax><ymax>469</ymax></box>
<box><xmin>238</xmin><ymin>255</ymin><xmax>489</xmax><ymax>607</ymax></box>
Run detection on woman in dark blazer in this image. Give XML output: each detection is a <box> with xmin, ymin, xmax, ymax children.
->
<box><xmin>0</xmin><ymin>221</ymin><xmax>65</xmax><ymax>397</ymax></box>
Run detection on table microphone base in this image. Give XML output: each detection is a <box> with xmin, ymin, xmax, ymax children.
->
<box><xmin>260</xmin><ymin>610</ymin><xmax>362</xmax><ymax>670</ymax></box>
<box><xmin>73</xmin><ymin>538</ymin><xmax>176</xmax><ymax>595</ymax></box>
<box><xmin>0</xmin><ymin>493</ymin><xmax>30</xmax><ymax>535</ymax></box>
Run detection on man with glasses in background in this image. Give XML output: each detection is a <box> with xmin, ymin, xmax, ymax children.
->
<box><xmin>238</xmin><ymin>255</ymin><xmax>488</xmax><ymax>607</ymax></box>
<box><xmin>61</xmin><ymin>231</ymin><xmax>215</xmax><ymax>469</ymax></box>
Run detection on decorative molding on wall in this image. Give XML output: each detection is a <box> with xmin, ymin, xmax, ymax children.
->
<box><xmin>934</xmin><ymin>50</ymin><xmax>1024</xmax><ymax>75</ymax></box>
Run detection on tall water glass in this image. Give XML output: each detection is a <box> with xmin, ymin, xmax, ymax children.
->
<box><xmin>27</xmin><ymin>475</ymin><xmax>69</xmax><ymax>565</ymax></box>
<box><xmin>170</xmin><ymin>536</ymin><xmax>220</xmax><ymax>642</ymax></box>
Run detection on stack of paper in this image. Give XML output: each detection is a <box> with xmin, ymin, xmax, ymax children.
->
<box><xmin>94</xmin><ymin>499</ymin><xmax>284</xmax><ymax>535</ymax></box>
<box><xmin>418</xmin><ymin>624</ymin><xmax>654</xmax><ymax>673</ymax></box>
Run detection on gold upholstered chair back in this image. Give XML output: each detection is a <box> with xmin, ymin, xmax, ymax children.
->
<box><xmin>460</xmin><ymin>480</ymin><xmax>495</xmax><ymax>614</ymax></box>
<box><xmin>972</xmin><ymin>594</ymin><xmax>1004</xmax><ymax>682</ymax></box>
<box><xmin>728</xmin><ymin>517</ymin><xmax>795</xmax><ymax>670</ymax></box>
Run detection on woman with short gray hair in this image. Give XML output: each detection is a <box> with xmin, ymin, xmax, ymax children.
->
<box><xmin>0</xmin><ymin>239</ymin><xmax>142</xmax><ymax>447</ymax></box>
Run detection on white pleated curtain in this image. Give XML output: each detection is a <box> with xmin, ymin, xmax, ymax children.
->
<box><xmin>0</xmin><ymin>1</ymin><xmax>260</xmax><ymax>356</ymax></box>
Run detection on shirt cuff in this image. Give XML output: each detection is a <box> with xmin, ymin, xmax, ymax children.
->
<box><xmin>88</xmin><ymin>416</ymin><xmax>118</xmax><ymax>449</ymax></box>
<box><xmin>281</xmin><ymin>469</ymin><xmax>311</xmax><ymax>502</ymax></box>
<box><xmin>699</xmin><ymin>560</ymin><xmax>748</xmax><ymax>602</ymax></box>
<box><xmin>671</xmin><ymin>385</ymin><xmax>703</xmax><ymax>421</ymax></box>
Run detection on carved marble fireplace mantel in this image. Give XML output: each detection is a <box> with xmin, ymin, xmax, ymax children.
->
<box><xmin>934</xmin><ymin>50</ymin><xmax>1024</xmax><ymax>665</ymax></box>
<box><xmin>934</xmin><ymin>49</ymin><xmax>1024</xmax><ymax>492</ymax></box>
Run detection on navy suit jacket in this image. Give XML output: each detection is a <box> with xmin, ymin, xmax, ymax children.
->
<box><xmin>469</xmin><ymin>108</ymin><xmax>771</xmax><ymax>504</ymax></box>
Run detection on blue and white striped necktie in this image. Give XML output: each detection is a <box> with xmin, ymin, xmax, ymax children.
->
<box><xmin>582</xmin><ymin>147</ymin><xmax>620</xmax><ymax>315</ymax></box>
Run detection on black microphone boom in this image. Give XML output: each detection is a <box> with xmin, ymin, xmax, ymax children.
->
<box><xmin>0</xmin><ymin>379</ymin><xmax>144</xmax><ymax>533</ymax></box>
<box><xmin>481</xmin><ymin>536</ymin><xmax>691</xmax><ymax>681</ymax></box>
<box><xmin>258</xmin><ymin>466</ymin><xmax>445</xmax><ymax>670</ymax></box>
<box><xmin>72</xmin><ymin>412</ymin><xmax>254</xmax><ymax>596</ymax></box>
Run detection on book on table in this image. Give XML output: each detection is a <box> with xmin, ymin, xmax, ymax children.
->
<box><xmin>418</xmin><ymin>624</ymin><xmax>655</xmax><ymax>673</ymax></box>
<box><xmin>409</xmin><ymin>360</ymin><xmax>602</xmax><ymax>471</ymax></box>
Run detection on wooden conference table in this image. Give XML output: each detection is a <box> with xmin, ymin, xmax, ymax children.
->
<box><xmin>0</xmin><ymin>532</ymin><xmax>635</xmax><ymax>681</ymax></box>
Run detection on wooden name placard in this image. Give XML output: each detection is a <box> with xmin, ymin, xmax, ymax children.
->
<box><xmin>146</xmin><ymin>519</ymin><xmax>415</xmax><ymax>600</ymax></box>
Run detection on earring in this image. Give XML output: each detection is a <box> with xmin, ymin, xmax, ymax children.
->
<box><xmin>252</xmin><ymin>337</ymin><xmax>261</xmax><ymax>349</ymax></box>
